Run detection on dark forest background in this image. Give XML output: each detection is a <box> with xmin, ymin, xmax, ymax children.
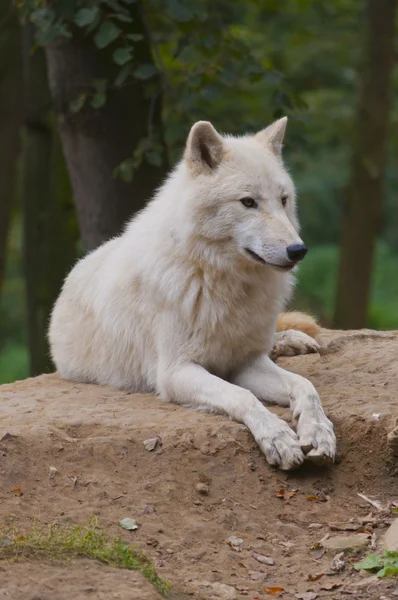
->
<box><xmin>1</xmin><ymin>0</ymin><xmax>397</xmax><ymax>383</ymax></box>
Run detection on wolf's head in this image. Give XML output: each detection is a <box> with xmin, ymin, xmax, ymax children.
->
<box><xmin>181</xmin><ymin>118</ymin><xmax>306</xmax><ymax>272</ymax></box>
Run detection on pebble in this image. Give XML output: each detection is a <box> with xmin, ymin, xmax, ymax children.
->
<box><xmin>143</xmin><ymin>437</ymin><xmax>161</xmax><ymax>451</ymax></box>
<box><xmin>308</xmin><ymin>523</ymin><xmax>323</xmax><ymax>530</ymax></box>
<box><xmin>252</xmin><ymin>552</ymin><xmax>275</xmax><ymax>565</ymax></box>
<box><xmin>195</xmin><ymin>482</ymin><xmax>209</xmax><ymax>495</ymax></box>
<box><xmin>227</xmin><ymin>536</ymin><xmax>243</xmax><ymax>549</ymax></box>
<box><xmin>383</xmin><ymin>518</ymin><xmax>398</xmax><ymax>552</ymax></box>
<box><xmin>330</xmin><ymin>551</ymin><xmax>345</xmax><ymax>572</ymax></box>
<box><xmin>322</xmin><ymin>534</ymin><xmax>370</xmax><ymax>553</ymax></box>
<box><xmin>249</xmin><ymin>571</ymin><xmax>267</xmax><ymax>581</ymax></box>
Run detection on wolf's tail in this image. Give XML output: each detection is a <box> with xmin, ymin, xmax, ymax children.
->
<box><xmin>276</xmin><ymin>311</ymin><xmax>320</xmax><ymax>338</ymax></box>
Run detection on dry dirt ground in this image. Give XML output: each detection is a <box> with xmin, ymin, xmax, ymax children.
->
<box><xmin>1</xmin><ymin>329</ymin><xmax>398</xmax><ymax>600</ymax></box>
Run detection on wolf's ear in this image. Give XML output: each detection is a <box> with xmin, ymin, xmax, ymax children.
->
<box><xmin>185</xmin><ymin>121</ymin><xmax>224</xmax><ymax>174</ymax></box>
<box><xmin>255</xmin><ymin>117</ymin><xmax>287</xmax><ymax>156</ymax></box>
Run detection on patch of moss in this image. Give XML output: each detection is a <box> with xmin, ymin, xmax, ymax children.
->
<box><xmin>0</xmin><ymin>517</ymin><xmax>169</xmax><ymax>595</ymax></box>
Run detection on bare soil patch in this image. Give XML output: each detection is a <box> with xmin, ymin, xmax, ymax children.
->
<box><xmin>1</xmin><ymin>329</ymin><xmax>398</xmax><ymax>599</ymax></box>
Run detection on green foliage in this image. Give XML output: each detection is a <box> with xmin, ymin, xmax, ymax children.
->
<box><xmin>94</xmin><ymin>20</ymin><xmax>121</xmax><ymax>49</ymax></box>
<box><xmin>74</xmin><ymin>7</ymin><xmax>100</xmax><ymax>28</ymax></box>
<box><xmin>69</xmin><ymin>92</ymin><xmax>87</xmax><ymax>113</ymax></box>
<box><xmin>292</xmin><ymin>243</ymin><xmax>398</xmax><ymax>330</ymax></box>
<box><xmin>133</xmin><ymin>63</ymin><xmax>158</xmax><ymax>79</ymax></box>
<box><xmin>113</xmin><ymin>46</ymin><xmax>133</xmax><ymax>65</ymax></box>
<box><xmin>0</xmin><ymin>518</ymin><xmax>169</xmax><ymax>594</ymax></box>
<box><xmin>355</xmin><ymin>551</ymin><xmax>398</xmax><ymax>578</ymax></box>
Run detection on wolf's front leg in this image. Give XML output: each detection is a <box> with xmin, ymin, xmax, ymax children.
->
<box><xmin>157</xmin><ymin>362</ymin><xmax>304</xmax><ymax>470</ymax></box>
<box><xmin>233</xmin><ymin>356</ymin><xmax>336</xmax><ymax>465</ymax></box>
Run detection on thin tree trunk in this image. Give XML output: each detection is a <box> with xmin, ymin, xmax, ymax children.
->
<box><xmin>0</xmin><ymin>8</ymin><xmax>22</xmax><ymax>293</ymax></box>
<box><xmin>334</xmin><ymin>0</ymin><xmax>397</xmax><ymax>329</ymax></box>
<box><xmin>22</xmin><ymin>24</ymin><xmax>78</xmax><ymax>376</ymax></box>
<box><xmin>45</xmin><ymin>4</ymin><xmax>168</xmax><ymax>251</ymax></box>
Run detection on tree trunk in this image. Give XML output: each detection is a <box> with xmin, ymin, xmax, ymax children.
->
<box><xmin>334</xmin><ymin>0</ymin><xmax>397</xmax><ymax>329</ymax></box>
<box><xmin>22</xmin><ymin>24</ymin><xmax>78</xmax><ymax>376</ymax></box>
<box><xmin>0</xmin><ymin>9</ymin><xmax>22</xmax><ymax>294</ymax></box>
<box><xmin>45</xmin><ymin>3</ymin><xmax>168</xmax><ymax>251</ymax></box>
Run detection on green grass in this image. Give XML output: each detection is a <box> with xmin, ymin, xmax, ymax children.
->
<box><xmin>0</xmin><ymin>518</ymin><xmax>169</xmax><ymax>596</ymax></box>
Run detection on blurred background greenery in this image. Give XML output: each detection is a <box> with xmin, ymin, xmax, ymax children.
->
<box><xmin>1</xmin><ymin>0</ymin><xmax>397</xmax><ymax>384</ymax></box>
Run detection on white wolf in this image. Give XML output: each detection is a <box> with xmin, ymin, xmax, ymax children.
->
<box><xmin>49</xmin><ymin>117</ymin><xmax>336</xmax><ymax>470</ymax></box>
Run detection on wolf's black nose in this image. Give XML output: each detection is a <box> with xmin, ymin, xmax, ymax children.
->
<box><xmin>286</xmin><ymin>243</ymin><xmax>308</xmax><ymax>262</ymax></box>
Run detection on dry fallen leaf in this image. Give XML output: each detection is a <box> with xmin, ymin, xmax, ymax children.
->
<box><xmin>306</xmin><ymin>573</ymin><xmax>324</xmax><ymax>582</ymax></box>
<box><xmin>329</xmin><ymin>522</ymin><xmax>361</xmax><ymax>532</ymax></box>
<box><xmin>11</xmin><ymin>487</ymin><xmax>23</xmax><ymax>496</ymax></box>
<box><xmin>263</xmin><ymin>587</ymin><xmax>285</xmax><ymax>595</ymax></box>
<box><xmin>276</xmin><ymin>488</ymin><xmax>297</xmax><ymax>500</ymax></box>
<box><xmin>307</xmin><ymin>495</ymin><xmax>327</xmax><ymax>503</ymax></box>
<box><xmin>321</xmin><ymin>582</ymin><xmax>341</xmax><ymax>591</ymax></box>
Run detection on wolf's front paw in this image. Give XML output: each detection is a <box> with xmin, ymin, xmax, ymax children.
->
<box><xmin>271</xmin><ymin>330</ymin><xmax>320</xmax><ymax>360</ymax></box>
<box><xmin>254</xmin><ymin>416</ymin><xmax>305</xmax><ymax>471</ymax></box>
<box><xmin>297</xmin><ymin>413</ymin><xmax>336</xmax><ymax>465</ymax></box>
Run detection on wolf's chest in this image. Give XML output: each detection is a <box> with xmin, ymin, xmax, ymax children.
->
<box><xmin>188</xmin><ymin>289</ymin><xmax>277</xmax><ymax>377</ymax></box>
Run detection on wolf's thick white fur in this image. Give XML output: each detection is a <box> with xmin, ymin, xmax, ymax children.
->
<box><xmin>49</xmin><ymin>118</ymin><xmax>336</xmax><ymax>470</ymax></box>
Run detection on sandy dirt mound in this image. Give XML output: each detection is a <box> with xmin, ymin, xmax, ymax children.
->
<box><xmin>1</xmin><ymin>328</ymin><xmax>398</xmax><ymax>599</ymax></box>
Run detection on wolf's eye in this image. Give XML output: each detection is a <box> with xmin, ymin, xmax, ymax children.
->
<box><xmin>281</xmin><ymin>194</ymin><xmax>288</xmax><ymax>208</ymax></box>
<box><xmin>240</xmin><ymin>197</ymin><xmax>258</xmax><ymax>209</ymax></box>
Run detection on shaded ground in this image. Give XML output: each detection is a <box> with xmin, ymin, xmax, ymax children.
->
<box><xmin>1</xmin><ymin>329</ymin><xmax>398</xmax><ymax>599</ymax></box>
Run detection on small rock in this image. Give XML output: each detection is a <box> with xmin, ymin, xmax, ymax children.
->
<box><xmin>249</xmin><ymin>571</ymin><xmax>267</xmax><ymax>581</ymax></box>
<box><xmin>310</xmin><ymin>544</ymin><xmax>325</xmax><ymax>560</ymax></box>
<box><xmin>0</xmin><ymin>432</ymin><xmax>18</xmax><ymax>442</ymax></box>
<box><xmin>295</xmin><ymin>593</ymin><xmax>317</xmax><ymax>600</ymax></box>
<box><xmin>195</xmin><ymin>482</ymin><xmax>209</xmax><ymax>495</ymax></box>
<box><xmin>280</xmin><ymin>540</ymin><xmax>295</xmax><ymax>550</ymax></box>
<box><xmin>193</xmin><ymin>581</ymin><xmax>237</xmax><ymax>600</ymax></box>
<box><xmin>383</xmin><ymin>518</ymin><xmax>398</xmax><ymax>552</ymax></box>
<box><xmin>119</xmin><ymin>517</ymin><xmax>139</xmax><ymax>531</ymax></box>
<box><xmin>48</xmin><ymin>466</ymin><xmax>58</xmax><ymax>480</ymax></box>
<box><xmin>252</xmin><ymin>552</ymin><xmax>275</xmax><ymax>565</ymax></box>
<box><xmin>227</xmin><ymin>536</ymin><xmax>244</xmax><ymax>550</ymax></box>
<box><xmin>235</xmin><ymin>585</ymin><xmax>249</xmax><ymax>595</ymax></box>
<box><xmin>0</xmin><ymin>537</ymin><xmax>14</xmax><ymax>547</ymax></box>
<box><xmin>143</xmin><ymin>436</ymin><xmax>161</xmax><ymax>451</ymax></box>
<box><xmin>330</xmin><ymin>551</ymin><xmax>345</xmax><ymax>572</ymax></box>
<box><xmin>322</xmin><ymin>534</ymin><xmax>370</xmax><ymax>553</ymax></box>
<box><xmin>308</xmin><ymin>523</ymin><xmax>323</xmax><ymax>530</ymax></box>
